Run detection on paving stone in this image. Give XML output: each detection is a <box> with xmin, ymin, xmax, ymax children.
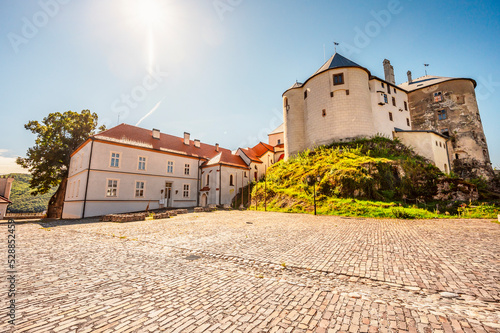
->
<box><xmin>0</xmin><ymin>211</ymin><xmax>498</xmax><ymax>332</ymax></box>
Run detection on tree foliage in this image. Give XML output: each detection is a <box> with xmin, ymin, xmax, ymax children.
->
<box><xmin>16</xmin><ymin>110</ymin><xmax>105</xmax><ymax>217</ymax></box>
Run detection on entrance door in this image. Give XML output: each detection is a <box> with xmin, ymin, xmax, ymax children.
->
<box><xmin>164</xmin><ymin>182</ymin><xmax>172</xmax><ymax>207</ymax></box>
<box><xmin>201</xmin><ymin>193</ymin><xmax>208</xmax><ymax>207</ymax></box>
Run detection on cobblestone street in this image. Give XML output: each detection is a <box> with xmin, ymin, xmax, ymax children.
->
<box><xmin>1</xmin><ymin>211</ymin><xmax>499</xmax><ymax>332</ymax></box>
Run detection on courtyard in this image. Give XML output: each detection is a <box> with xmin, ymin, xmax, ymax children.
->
<box><xmin>2</xmin><ymin>211</ymin><xmax>499</xmax><ymax>332</ymax></box>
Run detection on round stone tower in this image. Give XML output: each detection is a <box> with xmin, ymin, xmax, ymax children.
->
<box><xmin>401</xmin><ymin>76</ymin><xmax>493</xmax><ymax>179</ymax></box>
<box><xmin>283</xmin><ymin>53</ymin><xmax>376</xmax><ymax>159</ymax></box>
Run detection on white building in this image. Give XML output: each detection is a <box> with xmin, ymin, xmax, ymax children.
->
<box><xmin>282</xmin><ymin>53</ymin><xmax>451</xmax><ymax>173</ymax></box>
<box><xmin>63</xmin><ymin>124</ymin><xmax>283</xmax><ymax>219</ymax></box>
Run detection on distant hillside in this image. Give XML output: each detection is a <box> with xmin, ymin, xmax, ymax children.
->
<box><xmin>6</xmin><ymin>173</ymin><xmax>56</xmax><ymax>213</ymax></box>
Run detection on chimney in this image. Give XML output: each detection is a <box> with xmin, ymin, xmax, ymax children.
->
<box><xmin>152</xmin><ymin>128</ymin><xmax>160</xmax><ymax>139</ymax></box>
<box><xmin>215</xmin><ymin>143</ymin><xmax>219</xmax><ymax>152</ymax></box>
<box><xmin>183</xmin><ymin>132</ymin><xmax>190</xmax><ymax>145</ymax></box>
<box><xmin>383</xmin><ymin>59</ymin><xmax>395</xmax><ymax>85</ymax></box>
<box><xmin>194</xmin><ymin>139</ymin><xmax>200</xmax><ymax>148</ymax></box>
<box><xmin>407</xmin><ymin>70</ymin><xmax>412</xmax><ymax>83</ymax></box>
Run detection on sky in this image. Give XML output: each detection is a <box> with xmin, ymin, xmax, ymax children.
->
<box><xmin>1</xmin><ymin>0</ymin><xmax>499</xmax><ymax>174</ymax></box>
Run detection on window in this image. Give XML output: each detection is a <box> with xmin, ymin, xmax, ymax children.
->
<box><xmin>333</xmin><ymin>73</ymin><xmax>344</xmax><ymax>85</ymax></box>
<box><xmin>387</xmin><ymin>85</ymin><xmax>391</xmax><ymax>94</ymax></box>
<box><xmin>244</xmin><ymin>172</ymin><xmax>247</xmax><ymax>178</ymax></box>
<box><xmin>330</xmin><ymin>91</ymin><xmax>334</xmax><ymax>97</ymax></box>
<box><xmin>406</xmin><ymin>118</ymin><xmax>410</xmax><ymax>126</ymax></box>
<box><xmin>229</xmin><ymin>174</ymin><xmax>234</xmax><ymax>186</ymax></box>
<box><xmin>106</xmin><ymin>179</ymin><xmax>118</xmax><ymax>197</ymax></box>
<box><xmin>439</xmin><ymin>142</ymin><xmax>442</xmax><ymax>147</ymax></box>
<box><xmin>322</xmin><ymin>109</ymin><xmax>326</xmax><ymax>117</ymax></box>
<box><xmin>183</xmin><ymin>184</ymin><xmax>190</xmax><ymax>198</ymax></box>
<box><xmin>434</xmin><ymin>91</ymin><xmax>442</xmax><ymax>102</ymax></box>
<box><xmin>135</xmin><ymin>181</ymin><xmax>145</xmax><ymax>197</ymax></box>
<box><xmin>438</xmin><ymin>109</ymin><xmax>447</xmax><ymax>120</ymax></box>
<box><xmin>76</xmin><ymin>180</ymin><xmax>80</xmax><ymax>198</ymax></box>
<box><xmin>304</xmin><ymin>91</ymin><xmax>308</xmax><ymax>99</ymax></box>
<box><xmin>110</xmin><ymin>152</ymin><xmax>120</xmax><ymax>168</ymax></box>
<box><xmin>455</xmin><ymin>154</ymin><xmax>459</xmax><ymax>160</ymax></box>
<box><xmin>389</xmin><ymin>112</ymin><xmax>393</xmax><ymax>121</ymax></box>
<box><xmin>277</xmin><ymin>139</ymin><xmax>281</xmax><ymax>145</ymax></box>
<box><xmin>167</xmin><ymin>161</ymin><xmax>174</xmax><ymax>174</ymax></box>
<box><xmin>206</xmin><ymin>174</ymin><xmax>209</xmax><ymax>186</ymax></box>
<box><xmin>436</xmin><ymin>141</ymin><xmax>438</xmax><ymax>146</ymax></box>
<box><xmin>138</xmin><ymin>156</ymin><xmax>146</xmax><ymax>170</ymax></box>
<box><xmin>441</xmin><ymin>128</ymin><xmax>449</xmax><ymax>136</ymax></box>
<box><xmin>184</xmin><ymin>163</ymin><xmax>190</xmax><ymax>175</ymax></box>
<box><xmin>383</xmin><ymin>94</ymin><xmax>388</xmax><ymax>104</ymax></box>
<box><xmin>346</xmin><ymin>90</ymin><xmax>350</xmax><ymax>95</ymax></box>
<box><xmin>404</xmin><ymin>101</ymin><xmax>408</xmax><ymax>111</ymax></box>
<box><xmin>392</xmin><ymin>97</ymin><xmax>396</xmax><ymax>106</ymax></box>
<box><xmin>381</xmin><ymin>82</ymin><xmax>385</xmax><ymax>88</ymax></box>
<box><xmin>394</xmin><ymin>88</ymin><xmax>397</xmax><ymax>94</ymax></box>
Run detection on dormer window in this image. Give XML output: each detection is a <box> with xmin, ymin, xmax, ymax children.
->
<box><xmin>333</xmin><ymin>73</ymin><xmax>344</xmax><ymax>85</ymax></box>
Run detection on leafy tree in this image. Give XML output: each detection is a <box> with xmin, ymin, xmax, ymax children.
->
<box><xmin>16</xmin><ymin>110</ymin><xmax>105</xmax><ymax>218</ymax></box>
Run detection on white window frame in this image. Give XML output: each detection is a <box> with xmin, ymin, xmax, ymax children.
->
<box><xmin>167</xmin><ymin>160</ymin><xmax>174</xmax><ymax>174</ymax></box>
<box><xmin>135</xmin><ymin>181</ymin><xmax>145</xmax><ymax>198</ymax></box>
<box><xmin>184</xmin><ymin>163</ymin><xmax>190</xmax><ymax>176</ymax></box>
<box><xmin>183</xmin><ymin>184</ymin><xmax>190</xmax><ymax>198</ymax></box>
<box><xmin>106</xmin><ymin>179</ymin><xmax>119</xmax><ymax>197</ymax></box>
<box><xmin>110</xmin><ymin>152</ymin><xmax>121</xmax><ymax>168</ymax></box>
<box><xmin>138</xmin><ymin>156</ymin><xmax>147</xmax><ymax>171</ymax></box>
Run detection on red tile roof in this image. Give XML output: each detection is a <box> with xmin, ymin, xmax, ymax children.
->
<box><xmin>239</xmin><ymin>148</ymin><xmax>263</xmax><ymax>163</ymax></box>
<box><xmin>252</xmin><ymin>142</ymin><xmax>273</xmax><ymax>157</ymax></box>
<box><xmin>84</xmin><ymin>124</ymin><xmax>248</xmax><ymax>168</ymax></box>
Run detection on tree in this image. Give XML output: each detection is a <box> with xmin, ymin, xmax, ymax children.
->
<box><xmin>16</xmin><ymin>110</ymin><xmax>105</xmax><ymax>218</ymax></box>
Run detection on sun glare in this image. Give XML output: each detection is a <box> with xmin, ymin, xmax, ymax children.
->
<box><xmin>136</xmin><ymin>0</ymin><xmax>164</xmax><ymax>27</ymax></box>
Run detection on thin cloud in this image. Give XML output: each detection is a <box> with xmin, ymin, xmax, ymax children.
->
<box><xmin>136</xmin><ymin>98</ymin><xmax>164</xmax><ymax>126</ymax></box>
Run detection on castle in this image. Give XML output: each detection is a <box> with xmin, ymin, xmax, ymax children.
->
<box><xmin>282</xmin><ymin>53</ymin><xmax>493</xmax><ymax>178</ymax></box>
<box><xmin>62</xmin><ymin>53</ymin><xmax>494</xmax><ymax>218</ymax></box>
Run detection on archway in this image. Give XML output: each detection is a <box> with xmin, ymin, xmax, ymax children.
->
<box><xmin>201</xmin><ymin>193</ymin><xmax>208</xmax><ymax>207</ymax></box>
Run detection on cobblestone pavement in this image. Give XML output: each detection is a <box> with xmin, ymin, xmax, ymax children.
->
<box><xmin>1</xmin><ymin>211</ymin><xmax>499</xmax><ymax>332</ymax></box>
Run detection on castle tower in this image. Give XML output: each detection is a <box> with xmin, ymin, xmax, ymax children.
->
<box><xmin>399</xmin><ymin>76</ymin><xmax>493</xmax><ymax>179</ymax></box>
<box><xmin>283</xmin><ymin>53</ymin><xmax>377</xmax><ymax>158</ymax></box>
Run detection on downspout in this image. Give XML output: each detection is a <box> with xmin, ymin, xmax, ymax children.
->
<box><xmin>197</xmin><ymin>158</ymin><xmax>201</xmax><ymax>207</ymax></box>
<box><xmin>219</xmin><ymin>163</ymin><xmax>222</xmax><ymax>206</ymax></box>
<box><xmin>82</xmin><ymin>138</ymin><xmax>94</xmax><ymax>218</ymax></box>
<box><xmin>445</xmin><ymin>138</ymin><xmax>451</xmax><ymax>174</ymax></box>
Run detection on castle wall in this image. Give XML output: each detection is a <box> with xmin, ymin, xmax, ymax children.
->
<box><xmin>370</xmin><ymin>79</ymin><xmax>411</xmax><ymax>137</ymax></box>
<box><xmin>407</xmin><ymin>79</ymin><xmax>492</xmax><ymax>174</ymax></box>
<box><xmin>303</xmin><ymin>68</ymin><xmax>376</xmax><ymax>148</ymax></box>
<box><xmin>394</xmin><ymin>131</ymin><xmax>450</xmax><ymax>173</ymax></box>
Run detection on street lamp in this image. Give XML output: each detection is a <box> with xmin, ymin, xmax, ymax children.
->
<box><xmin>306</xmin><ymin>175</ymin><xmax>322</xmax><ymax>215</ymax></box>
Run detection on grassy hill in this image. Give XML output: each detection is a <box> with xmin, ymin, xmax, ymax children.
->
<box><xmin>6</xmin><ymin>173</ymin><xmax>56</xmax><ymax>213</ymax></box>
<box><xmin>250</xmin><ymin>137</ymin><xmax>499</xmax><ymax>219</ymax></box>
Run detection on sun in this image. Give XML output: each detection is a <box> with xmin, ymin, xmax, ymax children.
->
<box><xmin>136</xmin><ymin>0</ymin><xmax>164</xmax><ymax>27</ymax></box>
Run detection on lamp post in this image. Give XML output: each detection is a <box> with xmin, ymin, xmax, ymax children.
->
<box><xmin>306</xmin><ymin>175</ymin><xmax>321</xmax><ymax>215</ymax></box>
